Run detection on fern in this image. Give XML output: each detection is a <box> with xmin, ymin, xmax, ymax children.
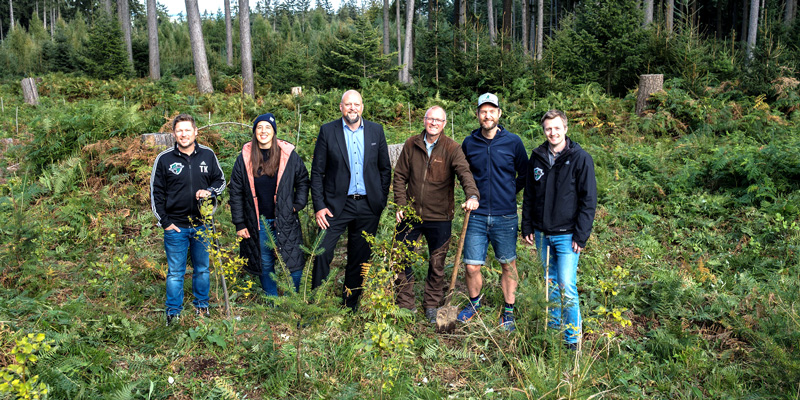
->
<box><xmin>109</xmin><ymin>381</ymin><xmax>140</xmax><ymax>400</ymax></box>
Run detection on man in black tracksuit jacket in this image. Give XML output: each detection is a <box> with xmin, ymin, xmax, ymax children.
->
<box><xmin>522</xmin><ymin>109</ymin><xmax>596</xmax><ymax>349</ymax></box>
<box><xmin>150</xmin><ymin>114</ymin><xmax>226</xmax><ymax>325</ymax></box>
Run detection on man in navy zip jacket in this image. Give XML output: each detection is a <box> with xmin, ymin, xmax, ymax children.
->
<box><xmin>522</xmin><ymin>109</ymin><xmax>597</xmax><ymax>350</ymax></box>
<box><xmin>151</xmin><ymin>114</ymin><xmax>226</xmax><ymax>326</ymax></box>
<box><xmin>458</xmin><ymin>93</ymin><xmax>528</xmax><ymax>331</ymax></box>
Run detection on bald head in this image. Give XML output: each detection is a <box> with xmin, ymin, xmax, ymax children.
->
<box><xmin>340</xmin><ymin>90</ymin><xmax>364</xmax><ymax>126</ymax></box>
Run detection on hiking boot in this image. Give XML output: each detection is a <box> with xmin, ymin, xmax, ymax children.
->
<box><xmin>425</xmin><ymin>308</ymin><xmax>438</xmax><ymax>324</ymax></box>
<box><xmin>166</xmin><ymin>314</ymin><xmax>180</xmax><ymax>326</ymax></box>
<box><xmin>565</xmin><ymin>342</ymin><xmax>578</xmax><ymax>351</ymax></box>
<box><xmin>457</xmin><ymin>301</ymin><xmax>481</xmax><ymax>322</ymax></box>
<box><xmin>499</xmin><ymin>312</ymin><xmax>516</xmax><ymax>332</ymax></box>
<box><xmin>196</xmin><ymin>307</ymin><xmax>210</xmax><ymax>317</ymax></box>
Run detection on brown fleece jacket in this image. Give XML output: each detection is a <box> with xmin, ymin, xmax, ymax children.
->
<box><xmin>393</xmin><ymin>131</ymin><xmax>480</xmax><ymax>221</ymax></box>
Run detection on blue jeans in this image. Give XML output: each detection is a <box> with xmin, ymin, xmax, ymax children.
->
<box><xmin>463</xmin><ymin>213</ymin><xmax>518</xmax><ymax>265</ymax></box>
<box><xmin>164</xmin><ymin>226</ymin><xmax>210</xmax><ymax>316</ymax></box>
<box><xmin>259</xmin><ymin>220</ymin><xmax>302</xmax><ymax>296</ymax></box>
<box><xmin>535</xmin><ymin>231</ymin><xmax>581</xmax><ymax>344</ymax></box>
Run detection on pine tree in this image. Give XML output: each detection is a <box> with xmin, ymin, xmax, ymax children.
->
<box><xmin>83</xmin><ymin>12</ymin><xmax>132</xmax><ymax>79</ymax></box>
<box><xmin>318</xmin><ymin>16</ymin><xmax>397</xmax><ymax>89</ymax></box>
<box><xmin>43</xmin><ymin>26</ymin><xmax>76</xmax><ymax>72</ymax></box>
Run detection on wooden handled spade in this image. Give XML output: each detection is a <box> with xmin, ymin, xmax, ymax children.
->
<box><xmin>435</xmin><ymin>209</ymin><xmax>471</xmax><ymax>333</ymax></box>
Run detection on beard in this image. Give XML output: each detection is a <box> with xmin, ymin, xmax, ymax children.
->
<box><xmin>480</xmin><ymin>120</ymin><xmax>497</xmax><ymax>131</ymax></box>
<box><xmin>343</xmin><ymin>114</ymin><xmax>361</xmax><ymax>125</ymax></box>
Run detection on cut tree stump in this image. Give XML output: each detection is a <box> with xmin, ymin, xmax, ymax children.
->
<box><xmin>21</xmin><ymin>78</ymin><xmax>39</xmax><ymax>106</ymax></box>
<box><xmin>388</xmin><ymin>143</ymin><xmax>403</xmax><ymax>169</ymax></box>
<box><xmin>141</xmin><ymin>133</ymin><xmax>175</xmax><ymax>148</ymax></box>
<box><xmin>636</xmin><ymin>74</ymin><xmax>664</xmax><ymax>116</ymax></box>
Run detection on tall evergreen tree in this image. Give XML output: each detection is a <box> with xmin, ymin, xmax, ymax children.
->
<box><xmin>318</xmin><ymin>16</ymin><xmax>396</xmax><ymax>89</ymax></box>
<box><xmin>83</xmin><ymin>11</ymin><xmax>132</xmax><ymax>79</ymax></box>
<box><xmin>43</xmin><ymin>24</ymin><xmax>76</xmax><ymax>72</ymax></box>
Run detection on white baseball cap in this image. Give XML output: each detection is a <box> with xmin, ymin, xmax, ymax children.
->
<box><xmin>477</xmin><ymin>93</ymin><xmax>500</xmax><ymax>108</ymax></box>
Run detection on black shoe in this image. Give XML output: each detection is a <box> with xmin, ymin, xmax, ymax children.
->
<box><xmin>565</xmin><ymin>342</ymin><xmax>578</xmax><ymax>351</ymax></box>
<box><xmin>425</xmin><ymin>308</ymin><xmax>438</xmax><ymax>324</ymax></box>
<box><xmin>166</xmin><ymin>314</ymin><xmax>180</xmax><ymax>326</ymax></box>
<box><xmin>196</xmin><ymin>307</ymin><xmax>210</xmax><ymax>317</ymax></box>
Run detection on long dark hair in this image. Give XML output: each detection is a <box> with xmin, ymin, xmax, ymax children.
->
<box><xmin>250</xmin><ymin>128</ymin><xmax>280</xmax><ymax>178</ymax></box>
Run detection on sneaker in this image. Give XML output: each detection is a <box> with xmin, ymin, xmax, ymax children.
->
<box><xmin>457</xmin><ymin>301</ymin><xmax>481</xmax><ymax>322</ymax></box>
<box><xmin>499</xmin><ymin>312</ymin><xmax>516</xmax><ymax>332</ymax></box>
<box><xmin>166</xmin><ymin>314</ymin><xmax>180</xmax><ymax>326</ymax></box>
<box><xmin>196</xmin><ymin>307</ymin><xmax>210</xmax><ymax>317</ymax></box>
<box><xmin>425</xmin><ymin>308</ymin><xmax>438</xmax><ymax>324</ymax></box>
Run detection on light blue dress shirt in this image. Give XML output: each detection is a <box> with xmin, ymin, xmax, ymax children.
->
<box><xmin>343</xmin><ymin>119</ymin><xmax>366</xmax><ymax>195</ymax></box>
<box><xmin>424</xmin><ymin>133</ymin><xmax>439</xmax><ymax>157</ymax></box>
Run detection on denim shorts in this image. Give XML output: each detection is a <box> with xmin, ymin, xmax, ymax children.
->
<box><xmin>462</xmin><ymin>213</ymin><xmax>518</xmax><ymax>265</ymax></box>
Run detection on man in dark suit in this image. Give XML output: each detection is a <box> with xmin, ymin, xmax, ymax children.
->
<box><xmin>311</xmin><ymin>90</ymin><xmax>391</xmax><ymax>309</ymax></box>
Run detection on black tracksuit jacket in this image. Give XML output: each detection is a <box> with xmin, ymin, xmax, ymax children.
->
<box><xmin>150</xmin><ymin>142</ymin><xmax>226</xmax><ymax>228</ymax></box>
<box><xmin>521</xmin><ymin>138</ymin><xmax>597</xmax><ymax>248</ymax></box>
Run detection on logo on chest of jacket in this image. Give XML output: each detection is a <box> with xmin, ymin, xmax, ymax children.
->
<box><xmin>534</xmin><ymin>167</ymin><xmax>544</xmax><ymax>181</ymax></box>
<box><xmin>169</xmin><ymin>162</ymin><xmax>184</xmax><ymax>175</ymax></box>
<box><xmin>200</xmin><ymin>161</ymin><xmax>208</xmax><ymax>173</ymax></box>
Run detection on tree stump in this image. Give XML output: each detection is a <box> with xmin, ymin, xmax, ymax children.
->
<box><xmin>21</xmin><ymin>78</ymin><xmax>39</xmax><ymax>106</ymax></box>
<box><xmin>141</xmin><ymin>133</ymin><xmax>175</xmax><ymax>148</ymax></box>
<box><xmin>636</xmin><ymin>74</ymin><xmax>664</xmax><ymax>116</ymax></box>
<box><xmin>388</xmin><ymin>143</ymin><xmax>404</xmax><ymax>169</ymax></box>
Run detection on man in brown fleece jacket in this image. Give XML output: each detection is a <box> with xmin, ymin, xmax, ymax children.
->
<box><xmin>393</xmin><ymin>106</ymin><xmax>480</xmax><ymax>323</ymax></box>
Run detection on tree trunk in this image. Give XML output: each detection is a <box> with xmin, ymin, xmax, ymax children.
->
<box><xmin>502</xmin><ymin>0</ymin><xmax>511</xmax><ymax>50</ymax></box>
<box><xmin>666</xmin><ymin>0</ymin><xmax>674</xmax><ymax>34</ymax></box>
<box><xmin>459</xmin><ymin>0</ymin><xmax>466</xmax><ymax>27</ymax></box>
<box><xmin>118</xmin><ymin>0</ymin><xmax>133</xmax><ymax>64</ymax></box>
<box><xmin>636</xmin><ymin>74</ymin><xmax>663</xmax><ymax>116</ymax></box>
<box><xmin>21</xmin><ymin>78</ymin><xmax>39</xmax><ymax>106</ymax></box>
<box><xmin>397</xmin><ymin>0</ymin><xmax>402</xmax><ymax>79</ymax></box>
<box><xmin>186</xmin><ymin>0</ymin><xmax>214</xmax><ymax>93</ymax></box>
<box><xmin>43</xmin><ymin>1</ymin><xmax>47</xmax><ymax>32</ymax></box>
<box><xmin>746</xmin><ymin>0</ymin><xmax>758</xmax><ymax>60</ymax></box>
<box><xmin>785</xmin><ymin>0</ymin><xmax>796</xmax><ymax>26</ymax></box>
<box><xmin>147</xmin><ymin>0</ymin><xmax>161</xmax><ymax>80</ymax></box>
<box><xmin>643</xmin><ymin>0</ymin><xmax>653</xmax><ymax>26</ymax></box>
<box><xmin>9</xmin><ymin>0</ymin><xmax>14</xmax><ymax>29</ymax></box>
<box><xmin>716</xmin><ymin>0</ymin><xmax>722</xmax><ymax>38</ymax></box>
<box><xmin>529</xmin><ymin>1</ymin><xmax>535</xmax><ymax>52</ymax></box>
<box><xmin>401</xmin><ymin>0</ymin><xmax>414</xmax><ymax>83</ymax></box>
<box><xmin>427</xmin><ymin>0</ymin><xmax>434</xmax><ymax>29</ymax></box>
<box><xmin>522</xmin><ymin>0</ymin><xmax>528</xmax><ymax>55</ymax></box>
<box><xmin>741</xmin><ymin>0</ymin><xmax>749</xmax><ymax>42</ymax></box>
<box><xmin>240</xmin><ymin>0</ymin><xmax>254</xmax><ymax>96</ymax></box>
<box><xmin>434</xmin><ymin>0</ymin><xmax>440</xmax><ymax>84</ymax></box>
<box><xmin>104</xmin><ymin>0</ymin><xmax>112</xmax><ymax>15</ymax></box>
<box><xmin>383</xmin><ymin>0</ymin><xmax>390</xmax><ymax>54</ymax></box>
<box><xmin>488</xmin><ymin>0</ymin><xmax>496</xmax><ymax>45</ymax></box>
<box><xmin>535</xmin><ymin>0</ymin><xmax>543</xmax><ymax>59</ymax></box>
<box><xmin>224</xmin><ymin>0</ymin><xmax>232</xmax><ymax>66</ymax></box>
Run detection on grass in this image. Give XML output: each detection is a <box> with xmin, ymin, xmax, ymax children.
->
<box><xmin>0</xmin><ymin>74</ymin><xmax>799</xmax><ymax>398</ymax></box>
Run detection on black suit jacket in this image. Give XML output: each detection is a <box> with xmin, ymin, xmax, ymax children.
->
<box><xmin>311</xmin><ymin>118</ymin><xmax>391</xmax><ymax>217</ymax></box>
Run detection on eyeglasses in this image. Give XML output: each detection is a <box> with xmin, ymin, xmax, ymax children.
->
<box><xmin>424</xmin><ymin>117</ymin><xmax>446</xmax><ymax>124</ymax></box>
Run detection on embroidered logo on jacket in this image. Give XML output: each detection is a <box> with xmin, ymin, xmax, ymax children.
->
<box><xmin>534</xmin><ymin>167</ymin><xmax>544</xmax><ymax>181</ymax></box>
<box><xmin>200</xmin><ymin>161</ymin><xmax>208</xmax><ymax>173</ymax></box>
<box><xmin>169</xmin><ymin>162</ymin><xmax>184</xmax><ymax>175</ymax></box>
